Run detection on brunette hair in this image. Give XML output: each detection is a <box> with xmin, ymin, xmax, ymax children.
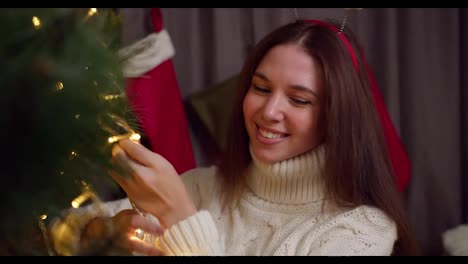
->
<box><xmin>218</xmin><ymin>20</ymin><xmax>420</xmax><ymax>255</ymax></box>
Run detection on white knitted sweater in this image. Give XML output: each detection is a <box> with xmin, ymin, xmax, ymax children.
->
<box><xmin>50</xmin><ymin>146</ymin><xmax>397</xmax><ymax>256</ymax></box>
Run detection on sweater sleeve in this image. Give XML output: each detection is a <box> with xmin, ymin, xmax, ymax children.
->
<box><xmin>155</xmin><ymin>166</ymin><xmax>224</xmax><ymax>255</ymax></box>
<box><xmin>49</xmin><ymin>198</ymin><xmax>132</xmax><ymax>256</ymax></box>
<box><xmin>155</xmin><ymin>210</ymin><xmax>223</xmax><ymax>255</ymax></box>
<box><xmin>307</xmin><ymin>205</ymin><xmax>398</xmax><ymax>256</ymax></box>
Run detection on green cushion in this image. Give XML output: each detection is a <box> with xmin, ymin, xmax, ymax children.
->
<box><xmin>187</xmin><ymin>74</ymin><xmax>239</xmax><ymax>151</ymax></box>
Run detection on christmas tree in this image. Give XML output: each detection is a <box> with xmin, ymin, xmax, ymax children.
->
<box><xmin>0</xmin><ymin>8</ymin><xmax>139</xmax><ymax>255</ymax></box>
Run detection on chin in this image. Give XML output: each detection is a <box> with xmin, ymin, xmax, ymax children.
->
<box><xmin>251</xmin><ymin>148</ymin><xmax>290</xmax><ymax>164</ymax></box>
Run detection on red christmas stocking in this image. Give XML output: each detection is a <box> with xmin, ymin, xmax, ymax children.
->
<box><xmin>119</xmin><ymin>8</ymin><xmax>196</xmax><ymax>174</ymax></box>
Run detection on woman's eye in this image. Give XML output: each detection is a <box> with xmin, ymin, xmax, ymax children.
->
<box><xmin>253</xmin><ymin>85</ymin><xmax>270</xmax><ymax>93</ymax></box>
<box><xmin>291</xmin><ymin>98</ymin><xmax>311</xmax><ymax>105</ymax></box>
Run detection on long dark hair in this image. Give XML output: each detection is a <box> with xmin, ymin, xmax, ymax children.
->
<box><xmin>218</xmin><ymin>20</ymin><xmax>420</xmax><ymax>255</ymax></box>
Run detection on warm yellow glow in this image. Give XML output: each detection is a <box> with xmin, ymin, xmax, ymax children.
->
<box><xmin>130</xmin><ymin>133</ymin><xmax>141</xmax><ymax>142</ymax></box>
<box><xmin>108</xmin><ymin>133</ymin><xmax>140</xmax><ymax>144</ymax></box>
<box><xmin>56</xmin><ymin>82</ymin><xmax>64</xmax><ymax>91</ymax></box>
<box><xmin>32</xmin><ymin>16</ymin><xmax>41</xmax><ymax>29</ymax></box>
<box><xmin>71</xmin><ymin>191</ymin><xmax>92</xmax><ymax>208</ymax></box>
<box><xmin>69</xmin><ymin>151</ymin><xmax>78</xmax><ymax>160</ymax></box>
<box><xmin>131</xmin><ymin>228</ymin><xmax>145</xmax><ymax>240</ymax></box>
<box><xmin>60</xmin><ymin>171</ymin><xmax>64</xmax><ymax>175</ymax></box>
<box><xmin>75</xmin><ymin>114</ymin><xmax>80</xmax><ymax>119</ymax></box>
<box><xmin>88</xmin><ymin>8</ymin><xmax>98</xmax><ymax>16</ymax></box>
<box><xmin>135</xmin><ymin>228</ymin><xmax>143</xmax><ymax>236</ymax></box>
<box><xmin>40</xmin><ymin>214</ymin><xmax>47</xmax><ymax>220</ymax></box>
<box><xmin>103</xmin><ymin>93</ymin><xmax>124</xmax><ymax>100</ymax></box>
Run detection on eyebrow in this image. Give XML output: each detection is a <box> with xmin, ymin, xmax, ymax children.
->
<box><xmin>253</xmin><ymin>72</ymin><xmax>319</xmax><ymax>98</ymax></box>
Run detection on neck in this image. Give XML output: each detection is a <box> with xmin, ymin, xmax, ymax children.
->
<box><xmin>246</xmin><ymin>145</ymin><xmax>326</xmax><ymax>204</ymax></box>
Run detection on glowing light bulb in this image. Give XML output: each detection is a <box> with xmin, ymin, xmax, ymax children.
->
<box><xmin>108</xmin><ymin>133</ymin><xmax>140</xmax><ymax>144</ymax></box>
<box><xmin>71</xmin><ymin>191</ymin><xmax>92</xmax><ymax>208</ymax></box>
<box><xmin>88</xmin><ymin>8</ymin><xmax>98</xmax><ymax>16</ymax></box>
<box><xmin>32</xmin><ymin>16</ymin><xmax>41</xmax><ymax>29</ymax></box>
<box><xmin>69</xmin><ymin>151</ymin><xmax>78</xmax><ymax>160</ymax></box>
<box><xmin>134</xmin><ymin>228</ymin><xmax>145</xmax><ymax>240</ymax></box>
<box><xmin>56</xmin><ymin>82</ymin><xmax>64</xmax><ymax>91</ymax></box>
<box><xmin>130</xmin><ymin>133</ymin><xmax>141</xmax><ymax>142</ymax></box>
<box><xmin>103</xmin><ymin>93</ymin><xmax>124</xmax><ymax>100</ymax></box>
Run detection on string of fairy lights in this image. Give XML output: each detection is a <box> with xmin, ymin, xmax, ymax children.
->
<box><xmin>31</xmin><ymin>8</ymin><xmax>146</xmax><ymax>254</ymax></box>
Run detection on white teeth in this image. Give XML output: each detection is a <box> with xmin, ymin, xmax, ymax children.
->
<box><xmin>259</xmin><ymin>128</ymin><xmax>283</xmax><ymax>139</ymax></box>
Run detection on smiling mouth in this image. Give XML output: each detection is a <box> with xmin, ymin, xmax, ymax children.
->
<box><xmin>256</xmin><ymin>124</ymin><xmax>289</xmax><ymax>139</ymax></box>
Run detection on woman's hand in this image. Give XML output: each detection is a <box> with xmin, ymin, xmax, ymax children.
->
<box><xmin>80</xmin><ymin>209</ymin><xmax>163</xmax><ymax>255</ymax></box>
<box><xmin>110</xmin><ymin>139</ymin><xmax>197</xmax><ymax>229</ymax></box>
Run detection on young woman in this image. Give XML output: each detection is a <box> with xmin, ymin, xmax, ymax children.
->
<box><xmin>51</xmin><ymin>19</ymin><xmax>420</xmax><ymax>256</ymax></box>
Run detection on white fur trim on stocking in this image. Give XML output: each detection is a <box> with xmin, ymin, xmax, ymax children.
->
<box><xmin>119</xmin><ymin>29</ymin><xmax>175</xmax><ymax>78</ymax></box>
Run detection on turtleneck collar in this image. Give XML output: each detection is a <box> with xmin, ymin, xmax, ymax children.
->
<box><xmin>246</xmin><ymin>144</ymin><xmax>326</xmax><ymax>205</ymax></box>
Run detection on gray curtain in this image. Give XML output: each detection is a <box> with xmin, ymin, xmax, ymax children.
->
<box><xmin>119</xmin><ymin>8</ymin><xmax>468</xmax><ymax>255</ymax></box>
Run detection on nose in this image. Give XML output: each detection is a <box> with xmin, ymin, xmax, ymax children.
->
<box><xmin>261</xmin><ymin>94</ymin><xmax>285</xmax><ymax>122</ymax></box>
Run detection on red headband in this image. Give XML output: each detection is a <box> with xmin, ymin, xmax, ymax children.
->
<box><xmin>305</xmin><ymin>19</ymin><xmax>411</xmax><ymax>192</ymax></box>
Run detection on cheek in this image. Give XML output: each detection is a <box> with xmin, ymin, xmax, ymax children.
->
<box><xmin>293</xmin><ymin>110</ymin><xmax>322</xmax><ymax>142</ymax></box>
<box><xmin>243</xmin><ymin>92</ymin><xmax>256</xmax><ymax>122</ymax></box>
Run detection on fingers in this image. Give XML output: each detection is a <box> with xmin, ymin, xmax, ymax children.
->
<box><xmin>111</xmin><ymin>144</ymin><xmax>151</xmax><ymax>181</ymax></box>
<box><xmin>128</xmin><ymin>236</ymin><xmax>165</xmax><ymax>256</ymax></box>
<box><xmin>108</xmin><ymin>170</ymin><xmax>127</xmax><ymax>189</ymax></box>
<box><xmin>127</xmin><ymin>215</ymin><xmax>164</xmax><ymax>256</ymax></box>
<box><xmin>131</xmin><ymin>215</ymin><xmax>163</xmax><ymax>236</ymax></box>
<box><xmin>115</xmin><ymin>209</ymin><xmax>138</xmax><ymax>217</ymax></box>
<box><xmin>114</xmin><ymin>210</ymin><xmax>163</xmax><ymax>238</ymax></box>
<box><xmin>118</xmin><ymin>139</ymin><xmax>155</xmax><ymax>167</ymax></box>
<box><xmin>112</xmin><ymin>210</ymin><xmax>165</xmax><ymax>256</ymax></box>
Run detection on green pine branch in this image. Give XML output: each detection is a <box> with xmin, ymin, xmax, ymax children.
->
<box><xmin>0</xmin><ymin>8</ymin><xmax>139</xmax><ymax>255</ymax></box>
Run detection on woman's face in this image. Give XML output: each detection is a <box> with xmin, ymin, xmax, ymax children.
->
<box><xmin>243</xmin><ymin>43</ymin><xmax>324</xmax><ymax>163</ymax></box>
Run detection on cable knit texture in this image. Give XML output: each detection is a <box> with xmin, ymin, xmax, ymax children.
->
<box><xmin>50</xmin><ymin>145</ymin><xmax>397</xmax><ymax>255</ymax></box>
<box><xmin>156</xmin><ymin>145</ymin><xmax>397</xmax><ymax>255</ymax></box>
